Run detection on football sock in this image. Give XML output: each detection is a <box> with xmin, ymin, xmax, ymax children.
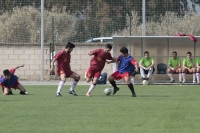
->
<box><xmin>87</xmin><ymin>83</ymin><xmax>96</xmax><ymax>93</ymax></box>
<box><xmin>57</xmin><ymin>81</ymin><xmax>64</xmax><ymax>93</ymax></box>
<box><xmin>140</xmin><ymin>68</ymin><xmax>145</xmax><ymax>78</ymax></box>
<box><xmin>182</xmin><ymin>73</ymin><xmax>186</xmax><ymax>81</ymax></box>
<box><xmin>193</xmin><ymin>73</ymin><xmax>196</xmax><ymax>81</ymax></box>
<box><xmin>128</xmin><ymin>83</ymin><xmax>135</xmax><ymax>94</ymax></box>
<box><xmin>179</xmin><ymin>73</ymin><xmax>182</xmax><ymax>81</ymax></box>
<box><xmin>147</xmin><ymin>67</ymin><xmax>153</xmax><ymax>78</ymax></box>
<box><xmin>109</xmin><ymin>80</ymin><xmax>117</xmax><ymax>89</ymax></box>
<box><xmin>196</xmin><ymin>73</ymin><xmax>200</xmax><ymax>82</ymax></box>
<box><xmin>70</xmin><ymin>80</ymin><xmax>78</xmax><ymax>91</ymax></box>
<box><xmin>168</xmin><ymin>73</ymin><xmax>173</xmax><ymax>80</ymax></box>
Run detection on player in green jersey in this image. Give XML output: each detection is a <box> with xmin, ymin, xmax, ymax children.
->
<box><xmin>182</xmin><ymin>52</ymin><xmax>196</xmax><ymax>83</ymax></box>
<box><xmin>167</xmin><ymin>51</ymin><xmax>182</xmax><ymax>83</ymax></box>
<box><xmin>139</xmin><ymin>51</ymin><xmax>155</xmax><ymax>81</ymax></box>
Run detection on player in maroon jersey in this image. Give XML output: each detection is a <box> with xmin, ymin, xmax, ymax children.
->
<box><xmin>85</xmin><ymin>44</ymin><xmax>115</xmax><ymax>97</ymax></box>
<box><xmin>49</xmin><ymin>42</ymin><xmax>80</xmax><ymax>96</ymax></box>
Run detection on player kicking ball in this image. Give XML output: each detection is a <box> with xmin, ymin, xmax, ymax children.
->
<box><xmin>0</xmin><ymin>64</ymin><xmax>28</xmax><ymax>95</ymax></box>
<box><xmin>108</xmin><ymin>47</ymin><xmax>138</xmax><ymax>97</ymax></box>
<box><xmin>49</xmin><ymin>42</ymin><xmax>80</xmax><ymax>97</ymax></box>
<box><xmin>85</xmin><ymin>44</ymin><xmax>115</xmax><ymax>97</ymax></box>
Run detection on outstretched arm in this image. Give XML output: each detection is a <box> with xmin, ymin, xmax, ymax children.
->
<box><xmin>15</xmin><ymin>64</ymin><xmax>25</xmax><ymax>70</ymax></box>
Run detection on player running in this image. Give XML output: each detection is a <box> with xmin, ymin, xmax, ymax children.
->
<box><xmin>85</xmin><ymin>44</ymin><xmax>115</xmax><ymax>97</ymax></box>
<box><xmin>0</xmin><ymin>64</ymin><xmax>28</xmax><ymax>95</ymax></box>
<box><xmin>108</xmin><ymin>47</ymin><xmax>138</xmax><ymax>97</ymax></box>
<box><xmin>167</xmin><ymin>51</ymin><xmax>182</xmax><ymax>83</ymax></box>
<box><xmin>182</xmin><ymin>52</ymin><xmax>196</xmax><ymax>83</ymax></box>
<box><xmin>49</xmin><ymin>42</ymin><xmax>80</xmax><ymax>97</ymax></box>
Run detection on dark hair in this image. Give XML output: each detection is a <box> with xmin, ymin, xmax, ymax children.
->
<box><xmin>144</xmin><ymin>51</ymin><xmax>149</xmax><ymax>55</ymax></box>
<box><xmin>105</xmin><ymin>44</ymin><xmax>112</xmax><ymax>49</ymax></box>
<box><xmin>65</xmin><ymin>42</ymin><xmax>75</xmax><ymax>49</ymax></box>
<box><xmin>187</xmin><ymin>51</ymin><xmax>192</xmax><ymax>55</ymax></box>
<box><xmin>3</xmin><ymin>69</ymin><xmax>10</xmax><ymax>76</ymax></box>
<box><xmin>172</xmin><ymin>51</ymin><xmax>177</xmax><ymax>54</ymax></box>
<box><xmin>120</xmin><ymin>47</ymin><xmax>128</xmax><ymax>54</ymax></box>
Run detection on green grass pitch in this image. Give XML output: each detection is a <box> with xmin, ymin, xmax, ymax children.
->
<box><xmin>0</xmin><ymin>84</ymin><xmax>200</xmax><ymax>133</ymax></box>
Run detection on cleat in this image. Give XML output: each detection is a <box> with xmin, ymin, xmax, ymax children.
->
<box><xmin>179</xmin><ymin>80</ymin><xmax>182</xmax><ymax>83</ymax></box>
<box><xmin>113</xmin><ymin>87</ymin><xmax>119</xmax><ymax>95</ymax></box>
<box><xmin>20</xmin><ymin>91</ymin><xmax>28</xmax><ymax>95</ymax></box>
<box><xmin>68</xmin><ymin>90</ymin><xmax>78</xmax><ymax>96</ymax></box>
<box><xmin>170</xmin><ymin>79</ymin><xmax>175</xmax><ymax>83</ymax></box>
<box><xmin>86</xmin><ymin>92</ymin><xmax>91</xmax><ymax>97</ymax></box>
<box><xmin>182</xmin><ymin>80</ymin><xmax>185</xmax><ymax>83</ymax></box>
<box><xmin>56</xmin><ymin>93</ymin><xmax>62</xmax><ymax>97</ymax></box>
<box><xmin>8</xmin><ymin>90</ymin><xmax>14</xmax><ymax>95</ymax></box>
<box><xmin>131</xmin><ymin>94</ymin><xmax>136</xmax><ymax>97</ymax></box>
<box><xmin>193</xmin><ymin>81</ymin><xmax>196</xmax><ymax>84</ymax></box>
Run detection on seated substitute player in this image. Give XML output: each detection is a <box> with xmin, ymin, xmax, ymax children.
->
<box><xmin>108</xmin><ymin>47</ymin><xmax>138</xmax><ymax>97</ymax></box>
<box><xmin>167</xmin><ymin>51</ymin><xmax>182</xmax><ymax>83</ymax></box>
<box><xmin>0</xmin><ymin>64</ymin><xmax>28</xmax><ymax>95</ymax></box>
<box><xmin>196</xmin><ymin>57</ymin><xmax>200</xmax><ymax>84</ymax></box>
<box><xmin>85</xmin><ymin>44</ymin><xmax>115</xmax><ymax>97</ymax></box>
<box><xmin>139</xmin><ymin>51</ymin><xmax>155</xmax><ymax>80</ymax></box>
<box><xmin>49</xmin><ymin>42</ymin><xmax>80</xmax><ymax>97</ymax></box>
<box><xmin>182</xmin><ymin>51</ymin><xmax>196</xmax><ymax>83</ymax></box>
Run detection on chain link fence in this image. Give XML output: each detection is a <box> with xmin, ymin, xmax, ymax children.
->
<box><xmin>0</xmin><ymin>0</ymin><xmax>200</xmax><ymax>44</ymax></box>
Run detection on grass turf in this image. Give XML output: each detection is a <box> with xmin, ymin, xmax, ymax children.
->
<box><xmin>0</xmin><ymin>84</ymin><xmax>200</xmax><ymax>133</ymax></box>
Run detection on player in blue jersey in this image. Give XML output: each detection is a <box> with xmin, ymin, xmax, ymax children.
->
<box><xmin>107</xmin><ymin>47</ymin><xmax>138</xmax><ymax>97</ymax></box>
<box><xmin>0</xmin><ymin>65</ymin><xmax>28</xmax><ymax>95</ymax></box>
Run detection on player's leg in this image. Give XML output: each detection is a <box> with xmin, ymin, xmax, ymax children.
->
<box><xmin>2</xmin><ymin>87</ymin><xmax>9</xmax><ymax>95</ymax></box>
<box><xmin>56</xmin><ymin>73</ymin><xmax>66</xmax><ymax>96</ymax></box>
<box><xmin>196</xmin><ymin>67</ymin><xmax>200</xmax><ymax>84</ymax></box>
<box><xmin>177</xmin><ymin>68</ymin><xmax>182</xmax><ymax>83</ymax></box>
<box><xmin>68</xmin><ymin>72</ymin><xmax>80</xmax><ymax>96</ymax></box>
<box><xmin>86</xmin><ymin>77</ymin><xmax>99</xmax><ymax>97</ymax></box>
<box><xmin>167</xmin><ymin>68</ymin><xmax>174</xmax><ymax>83</ymax></box>
<box><xmin>123</xmin><ymin>73</ymin><xmax>136</xmax><ymax>97</ymax></box>
<box><xmin>182</xmin><ymin>68</ymin><xmax>187</xmax><ymax>83</ymax></box>
<box><xmin>146</xmin><ymin>67</ymin><xmax>154</xmax><ymax>80</ymax></box>
<box><xmin>16</xmin><ymin>84</ymin><xmax>28</xmax><ymax>95</ymax></box>
<box><xmin>85</xmin><ymin>68</ymin><xmax>96</xmax><ymax>96</ymax></box>
<box><xmin>191</xmin><ymin>68</ymin><xmax>196</xmax><ymax>83</ymax></box>
<box><xmin>140</xmin><ymin>68</ymin><xmax>146</xmax><ymax>79</ymax></box>
<box><xmin>108</xmin><ymin>71</ymin><xmax>120</xmax><ymax>95</ymax></box>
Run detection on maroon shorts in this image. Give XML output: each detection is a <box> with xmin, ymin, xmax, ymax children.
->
<box><xmin>111</xmin><ymin>71</ymin><xmax>130</xmax><ymax>81</ymax></box>
<box><xmin>56</xmin><ymin>69</ymin><xmax>74</xmax><ymax>78</ymax></box>
<box><xmin>1</xmin><ymin>81</ymin><xmax>20</xmax><ymax>92</ymax></box>
<box><xmin>86</xmin><ymin>67</ymin><xmax>101</xmax><ymax>79</ymax></box>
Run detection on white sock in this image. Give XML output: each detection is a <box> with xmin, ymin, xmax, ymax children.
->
<box><xmin>87</xmin><ymin>83</ymin><xmax>96</xmax><ymax>93</ymax></box>
<box><xmin>179</xmin><ymin>73</ymin><xmax>182</xmax><ymax>81</ymax></box>
<box><xmin>57</xmin><ymin>81</ymin><xmax>64</xmax><ymax>93</ymax></box>
<box><xmin>182</xmin><ymin>73</ymin><xmax>185</xmax><ymax>81</ymax></box>
<box><xmin>147</xmin><ymin>67</ymin><xmax>153</xmax><ymax>78</ymax></box>
<box><xmin>196</xmin><ymin>73</ymin><xmax>199</xmax><ymax>83</ymax></box>
<box><xmin>140</xmin><ymin>68</ymin><xmax>145</xmax><ymax>78</ymax></box>
<box><xmin>168</xmin><ymin>73</ymin><xmax>173</xmax><ymax>80</ymax></box>
<box><xmin>193</xmin><ymin>73</ymin><xmax>196</xmax><ymax>81</ymax></box>
<box><xmin>70</xmin><ymin>80</ymin><xmax>78</xmax><ymax>91</ymax></box>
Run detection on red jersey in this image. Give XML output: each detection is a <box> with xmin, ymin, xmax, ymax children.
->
<box><xmin>54</xmin><ymin>50</ymin><xmax>71</xmax><ymax>71</ymax></box>
<box><xmin>90</xmin><ymin>49</ymin><xmax>112</xmax><ymax>71</ymax></box>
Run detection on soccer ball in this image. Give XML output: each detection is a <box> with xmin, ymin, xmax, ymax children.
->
<box><xmin>104</xmin><ymin>88</ymin><xmax>112</xmax><ymax>95</ymax></box>
<box><xmin>142</xmin><ymin>80</ymin><xmax>148</xmax><ymax>85</ymax></box>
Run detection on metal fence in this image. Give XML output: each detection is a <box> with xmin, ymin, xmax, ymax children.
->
<box><xmin>0</xmin><ymin>0</ymin><xmax>200</xmax><ymax>44</ymax></box>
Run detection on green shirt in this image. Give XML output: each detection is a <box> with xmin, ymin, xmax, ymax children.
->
<box><xmin>196</xmin><ymin>58</ymin><xmax>200</xmax><ymax>65</ymax></box>
<box><xmin>140</xmin><ymin>57</ymin><xmax>154</xmax><ymax>67</ymax></box>
<box><xmin>183</xmin><ymin>58</ymin><xmax>195</xmax><ymax>68</ymax></box>
<box><xmin>168</xmin><ymin>57</ymin><xmax>181</xmax><ymax>68</ymax></box>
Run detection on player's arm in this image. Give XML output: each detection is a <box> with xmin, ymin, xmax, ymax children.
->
<box><xmin>182</xmin><ymin>59</ymin><xmax>189</xmax><ymax>69</ymax></box>
<box><xmin>131</xmin><ymin>59</ymin><xmax>138</xmax><ymax>72</ymax></box>
<box><xmin>49</xmin><ymin>58</ymin><xmax>56</xmax><ymax>73</ymax></box>
<box><xmin>196</xmin><ymin>61</ymin><xmax>200</xmax><ymax>68</ymax></box>
<box><xmin>148</xmin><ymin>59</ymin><xmax>154</xmax><ymax>69</ymax></box>
<box><xmin>139</xmin><ymin>60</ymin><xmax>146</xmax><ymax>69</ymax></box>
<box><xmin>106</xmin><ymin>57</ymin><xmax>116</xmax><ymax>64</ymax></box>
<box><xmin>15</xmin><ymin>64</ymin><xmax>25</xmax><ymax>70</ymax></box>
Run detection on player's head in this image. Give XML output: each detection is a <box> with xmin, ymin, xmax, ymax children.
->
<box><xmin>104</xmin><ymin>44</ymin><xmax>112</xmax><ymax>53</ymax></box>
<box><xmin>3</xmin><ymin>69</ymin><xmax>11</xmax><ymax>79</ymax></box>
<box><xmin>187</xmin><ymin>51</ymin><xmax>192</xmax><ymax>58</ymax></box>
<box><xmin>65</xmin><ymin>42</ymin><xmax>75</xmax><ymax>53</ymax></box>
<box><xmin>120</xmin><ymin>47</ymin><xmax>128</xmax><ymax>57</ymax></box>
<box><xmin>172</xmin><ymin>51</ymin><xmax>177</xmax><ymax>58</ymax></box>
<box><xmin>144</xmin><ymin>51</ymin><xmax>149</xmax><ymax>58</ymax></box>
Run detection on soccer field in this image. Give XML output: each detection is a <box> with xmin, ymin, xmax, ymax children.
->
<box><xmin>0</xmin><ymin>85</ymin><xmax>200</xmax><ymax>133</ymax></box>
